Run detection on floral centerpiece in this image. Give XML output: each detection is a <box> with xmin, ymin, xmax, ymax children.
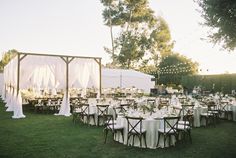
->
<box><xmin>139</xmin><ymin>102</ymin><xmax>156</xmax><ymax>114</ymax></box>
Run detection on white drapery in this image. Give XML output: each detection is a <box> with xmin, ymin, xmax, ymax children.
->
<box><xmin>12</xmin><ymin>90</ymin><xmax>25</xmax><ymax>119</ymax></box>
<box><xmin>6</xmin><ymin>88</ymin><xmax>14</xmax><ymax>111</ymax></box>
<box><xmin>56</xmin><ymin>93</ymin><xmax>71</xmax><ymax>117</ymax></box>
<box><xmin>3</xmin><ymin>53</ymin><xmax>101</xmax><ymax>118</ymax></box>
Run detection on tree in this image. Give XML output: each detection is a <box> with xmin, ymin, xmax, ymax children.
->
<box><xmin>101</xmin><ymin>0</ymin><xmax>173</xmax><ymax>69</ymax></box>
<box><xmin>101</xmin><ymin>0</ymin><xmax>117</xmax><ymax>60</ymax></box>
<box><xmin>157</xmin><ymin>53</ymin><xmax>199</xmax><ymax>85</ymax></box>
<box><xmin>147</xmin><ymin>17</ymin><xmax>173</xmax><ymax>67</ymax></box>
<box><xmin>0</xmin><ymin>49</ymin><xmax>18</xmax><ymax>71</ymax></box>
<box><xmin>196</xmin><ymin>0</ymin><xmax>236</xmax><ymax>51</ymax></box>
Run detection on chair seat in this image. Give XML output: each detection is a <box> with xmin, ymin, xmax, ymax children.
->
<box><xmin>108</xmin><ymin>124</ymin><xmax>124</xmax><ymax>130</ymax></box>
<box><xmin>158</xmin><ymin>128</ymin><xmax>176</xmax><ymax>134</ymax></box>
<box><xmin>175</xmin><ymin>124</ymin><xmax>191</xmax><ymax>130</ymax></box>
<box><xmin>106</xmin><ymin>120</ymin><xmax>117</xmax><ymax>125</ymax></box>
<box><xmin>80</xmin><ymin>112</ymin><xmax>95</xmax><ymax>115</ymax></box>
<box><xmin>129</xmin><ymin>128</ymin><xmax>146</xmax><ymax>134</ymax></box>
<box><xmin>178</xmin><ymin>121</ymin><xmax>189</xmax><ymax>125</ymax></box>
<box><xmin>200</xmin><ymin>113</ymin><xmax>213</xmax><ymax>117</ymax></box>
<box><xmin>209</xmin><ymin>111</ymin><xmax>219</xmax><ymax>114</ymax></box>
<box><xmin>74</xmin><ymin>109</ymin><xmax>82</xmax><ymax>113</ymax></box>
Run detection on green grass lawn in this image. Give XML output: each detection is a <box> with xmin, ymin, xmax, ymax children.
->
<box><xmin>0</xmin><ymin>101</ymin><xmax>236</xmax><ymax>158</ymax></box>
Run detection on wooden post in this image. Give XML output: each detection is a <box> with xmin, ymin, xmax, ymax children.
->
<box><xmin>66</xmin><ymin>57</ymin><xmax>69</xmax><ymax>101</ymax></box>
<box><xmin>61</xmin><ymin>57</ymin><xmax>74</xmax><ymax>101</ymax></box>
<box><xmin>99</xmin><ymin>58</ymin><xmax>102</xmax><ymax>95</ymax></box>
<box><xmin>16</xmin><ymin>53</ymin><xmax>20</xmax><ymax>95</ymax></box>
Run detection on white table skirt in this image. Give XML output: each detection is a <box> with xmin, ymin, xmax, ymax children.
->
<box><xmin>114</xmin><ymin>117</ymin><xmax>177</xmax><ymax>149</ymax></box>
<box><xmin>194</xmin><ymin>107</ymin><xmax>208</xmax><ymax>127</ymax></box>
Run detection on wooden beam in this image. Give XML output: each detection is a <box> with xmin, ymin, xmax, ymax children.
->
<box><xmin>94</xmin><ymin>58</ymin><xmax>99</xmax><ymax>64</ymax></box>
<box><xmin>18</xmin><ymin>52</ymin><xmax>101</xmax><ymax>60</ymax></box>
<box><xmin>68</xmin><ymin>57</ymin><xmax>75</xmax><ymax>64</ymax></box>
<box><xmin>19</xmin><ymin>54</ymin><xmax>27</xmax><ymax>61</ymax></box>
<box><xmin>60</xmin><ymin>57</ymin><xmax>67</xmax><ymax>63</ymax></box>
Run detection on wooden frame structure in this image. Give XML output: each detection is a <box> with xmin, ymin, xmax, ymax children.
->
<box><xmin>15</xmin><ymin>52</ymin><xmax>102</xmax><ymax>100</ymax></box>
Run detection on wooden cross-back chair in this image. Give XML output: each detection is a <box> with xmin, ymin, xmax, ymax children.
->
<box><xmin>103</xmin><ymin>114</ymin><xmax>124</xmax><ymax>144</ymax></box>
<box><xmin>125</xmin><ymin>116</ymin><xmax>147</xmax><ymax>148</ymax></box>
<box><xmin>96</xmin><ymin>104</ymin><xmax>109</xmax><ymax>126</ymax></box>
<box><xmin>156</xmin><ymin>116</ymin><xmax>180</xmax><ymax>148</ymax></box>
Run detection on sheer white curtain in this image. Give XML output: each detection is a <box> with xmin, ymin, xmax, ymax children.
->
<box><xmin>88</xmin><ymin>60</ymin><xmax>100</xmax><ymax>97</ymax></box>
<box><xmin>6</xmin><ymin>88</ymin><xmax>14</xmax><ymax>111</ymax></box>
<box><xmin>69</xmin><ymin>59</ymin><xmax>91</xmax><ymax>97</ymax></box>
<box><xmin>5</xmin><ymin>87</ymin><xmax>10</xmax><ymax>107</ymax></box>
<box><xmin>56</xmin><ymin>92</ymin><xmax>71</xmax><ymax>116</ymax></box>
<box><xmin>12</xmin><ymin>91</ymin><xmax>25</xmax><ymax>119</ymax></box>
<box><xmin>3</xmin><ymin>54</ymin><xmax>100</xmax><ymax>118</ymax></box>
<box><xmin>20</xmin><ymin>56</ymin><xmax>64</xmax><ymax>90</ymax></box>
<box><xmin>78</xmin><ymin>59</ymin><xmax>90</xmax><ymax>97</ymax></box>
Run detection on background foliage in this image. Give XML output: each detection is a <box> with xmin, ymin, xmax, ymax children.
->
<box><xmin>0</xmin><ymin>49</ymin><xmax>18</xmax><ymax>72</ymax></box>
<box><xmin>181</xmin><ymin>73</ymin><xmax>236</xmax><ymax>94</ymax></box>
<box><xmin>196</xmin><ymin>0</ymin><xmax>236</xmax><ymax>51</ymax></box>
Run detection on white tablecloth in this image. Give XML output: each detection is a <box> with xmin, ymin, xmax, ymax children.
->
<box><xmin>194</xmin><ymin>107</ymin><xmax>208</xmax><ymax>127</ymax></box>
<box><xmin>114</xmin><ymin>116</ymin><xmax>177</xmax><ymax>149</ymax></box>
<box><xmin>232</xmin><ymin>105</ymin><xmax>236</xmax><ymax>121</ymax></box>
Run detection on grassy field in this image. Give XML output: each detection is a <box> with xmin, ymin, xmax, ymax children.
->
<box><xmin>0</xmin><ymin>101</ymin><xmax>236</xmax><ymax>158</ymax></box>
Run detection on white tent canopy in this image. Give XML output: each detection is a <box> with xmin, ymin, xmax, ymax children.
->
<box><xmin>3</xmin><ymin>52</ymin><xmax>101</xmax><ymax>118</ymax></box>
<box><xmin>102</xmin><ymin>68</ymin><xmax>154</xmax><ymax>93</ymax></box>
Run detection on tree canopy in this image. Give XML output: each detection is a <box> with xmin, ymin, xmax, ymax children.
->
<box><xmin>101</xmin><ymin>0</ymin><xmax>173</xmax><ymax>69</ymax></box>
<box><xmin>196</xmin><ymin>0</ymin><xmax>236</xmax><ymax>51</ymax></box>
<box><xmin>0</xmin><ymin>49</ymin><xmax>18</xmax><ymax>72</ymax></box>
<box><xmin>156</xmin><ymin>53</ymin><xmax>198</xmax><ymax>85</ymax></box>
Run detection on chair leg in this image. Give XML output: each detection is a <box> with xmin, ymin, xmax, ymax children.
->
<box><xmin>127</xmin><ymin>134</ymin><xmax>130</xmax><ymax>145</ymax></box>
<box><xmin>200</xmin><ymin>116</ymin><xmax>203</xmax><ymax>127</ymax></box>
<box><xmin>188</xmin><ymin>129</ymin><xmax>192</xmax><ymax>144</ymax></box>
<box><xmin>92</xmin><ymin>115</ymin><xmax>95</xmax><ymax>125</ymax></box>
<box><xmin>132</xmin><ymin>135</ymin><xmax>135</xmax><ymax>146</ymax></box>
<box><xmin>104</xmin><ymin>129</ymin><xmax>108</xmax><ymax>143</ymax></box>
<box><xmin>140</xmin><ymin>135</ymin><xmax>142</xmax><ymax>147</ymax></box>
<box><xmin>144</xmin><ymin>134</ymin><xmax>147</xmax><ymax>148</ymax></box>
<box><xmin>97</xmin><ymin>117</ymin><xmax>100</xmax><ymax>126</ymax></box>
<box><xmin>156</xmin><ymin>133</ymin><xmax>160</xmax><ymax>148</ymax></box>
<box><xmin>164</xmin><ymin>135</ymin><xmax>166</xmax><ymax>148</ymax></box>
<box><xmin>169</xmin><ymin>135</ymin><xmax>171</xmax><ymax>147</ymax></box>
<box><xmin>121</xmin><ymin>130</ymin><xmax>124</xmax><ymax>143</ymax></box>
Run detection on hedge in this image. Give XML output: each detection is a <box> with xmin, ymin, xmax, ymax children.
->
<box><xmin>181</xmin><ymin>74</ymin><xmax>236</xmax><ymax>94</ymax></box>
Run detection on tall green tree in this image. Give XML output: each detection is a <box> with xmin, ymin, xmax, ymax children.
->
<box><xmin>157</xmin><ymin>53</ymin><xmax>198</xmax><ymax>85</ymax></box>
<box><xmin>101</xmin><ymin>0</ymin><xmax>173</xmax><ymax>69</ymax></box>
<box><xmin>113</xmin><ymin>30</ymin><xmax>147</xmax><ymax>68</ymax></box>
<box><xmin>196</xmin><ymin>0</ymin><xmax>236</xmax><ymax>51</ymax></box>
<box><xmin>0</xmin><ymin>49</ymin><xmax>18</xmax><ymax>71</ymax></box>
<box><xmin>148</xmin><ymin>17</ymin><xmax>173</xmax><ymax>67</ymax></box>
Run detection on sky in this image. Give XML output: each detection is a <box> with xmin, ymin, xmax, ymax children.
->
<box><xmin>0</xmin><ymin>0</ymin><xmax>236</xmax><ymax>75</ymax></box>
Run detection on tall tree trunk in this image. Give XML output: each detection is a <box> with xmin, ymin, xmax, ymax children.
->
<box><xmin>108</xmin><ymin>5</ymin><xmax>115</xmax><ymax>62</ymax></box>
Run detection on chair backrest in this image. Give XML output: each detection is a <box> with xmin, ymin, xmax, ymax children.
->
<box><xmin>147</xmin><ymin>99</ymin><xmax>156</xmax><ymax>107</ymax></box>
<box><xmin>126</xmin><ymin>98</ymin><xmax>135</xmax><ymax>105</ymax></box>
<box><xmin>180</xmin><ymin>105</ymin><xmax>194</xmax><ymax>127</ymax></box>
<box><xmin>80</xmin><ymin>98</ymin><xmax>88</xmax><ymax>104</ymax></box>
<box><xmin>104</xmin><ymin>114</ymin><xmax>115</xmax><ymax>129</ymax></box>
<box><xmin>207</xmin><ymin>101</ymin><xmax>218</xmax><ymax>112</ymax></box>
<box><xmin>219</xmin><ymin>100</ymin><xmax>229</xmax><ymax>111</ymax></box>
<box><xmin>125</xmin><ymin>116</ymin><xmax>144</xmax><ymax>134</ymax></box>
<box><xmin>120</xmin><ymin>103</ymin><xmax>130</xmax><ymax>112</ymax></box>
<box><xmin>163</xmin><ymin>116</ymin><xmax>180</xmax><ymax>134</ymax></box>
<box><xmin>96</xmin><ymin>104</ymin><xmax>109</xmax><ymax>116</ymax></box>
<box><xmin>113</xmin><ymin>107</ymin><xmax>124</xmax><ymax>118</ymax></box>
<box><xmin>77</xmin><ymin>103</ymin><xmax>90</xmax><ymax>114</ymax></box>
<box><xmin>181</xmin><ymin>104</ymin><xmax>194</xmax><ymax>115</ymax></box>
